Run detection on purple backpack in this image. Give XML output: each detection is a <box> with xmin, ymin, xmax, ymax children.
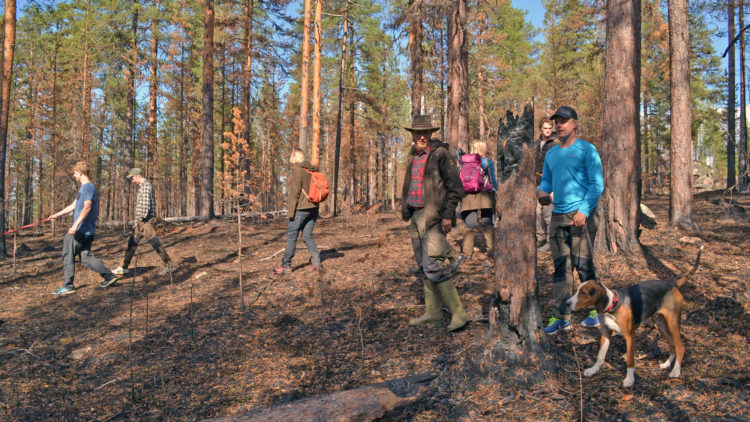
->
<box><xmin>459</xmin><ymin>154</ymin><xmax>494</xmax><ymax>193</ymax></box>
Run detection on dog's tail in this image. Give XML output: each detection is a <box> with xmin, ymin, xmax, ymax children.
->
<box><xmin>676</xmin><ymin>245</ymin><xmax>703</xmax><ymax>287</ymax></box>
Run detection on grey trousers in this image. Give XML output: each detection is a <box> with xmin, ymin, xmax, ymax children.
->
<box><xmin>63</xmin><ymin>232</ymin><xmax>115</xmax><ymax>288</ymax></box>
<box><xmin>408</xmin><ymin>208</ymin><xmax>458</xmax><ymax>284</ymax></box>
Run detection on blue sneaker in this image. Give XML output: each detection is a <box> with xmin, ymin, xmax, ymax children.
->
<box><xmin>544</xmin><ymin>317</ymin><xmax>571</xmax><ymax>335</ymax></box>
<box><xmin>581</xmin><ymin>310</ymin><xmax>600</xmax><ymax>327</ymax></box>
<box><xmin>52</xmin><ymin>286</ymin><xmax>76</xmax><ymax>296</ymax></box>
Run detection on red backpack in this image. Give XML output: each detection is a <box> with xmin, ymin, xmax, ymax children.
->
<box><xmin>303</xmin><ymin>168</ymin><xmax>329</xmax><ymax>203</ymax></box>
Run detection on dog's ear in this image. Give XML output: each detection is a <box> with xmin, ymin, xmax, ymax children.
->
<box><xmin>594</xmin><ymin>283</ymin><xmax>609</xmax><ymax>312</ymax></box>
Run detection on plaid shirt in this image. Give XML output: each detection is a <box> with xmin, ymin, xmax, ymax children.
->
<box><xmin>406</xmin><ymin>146</ymin><xmax>430</xmax><ymax>208</ymax></box>
<box><xmin>135</xmin><ymin>179</ymin><xmax>156</xmax><ymax>222</ymax></box>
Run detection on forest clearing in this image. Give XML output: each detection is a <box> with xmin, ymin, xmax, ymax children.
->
<box><xmin>1</xmin><ymin>191</ymin><xmax>748</xmax><ymax>420</ymax></box>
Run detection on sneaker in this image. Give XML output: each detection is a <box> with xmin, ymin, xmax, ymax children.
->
<box><xmin>544</xmin><ymin>317</ymin><xmax>571</xmax><ymax>335</ymax></box>
<box><xmin>112</xmin><ymin>266</ymin><xmax>130</xmax><ymax>276</ymax></box>
<box><xmin>52</xmin><ymin>286</ymin><xmax>76</xmax><ymax>296</ymax></box>
<box><xmin>274</xmin><ymin>266</ymin><xmax>292</xmax><ymax>275</ymax></box>
<box><xmin>310</xmin><ymin>264</ymin><xmax>323</xmax><ymax>272</ymax></box>
<box><xmin>159</xmin><ymin>264</ymin><xmax>178</xmax><ymax>275</ymax></box>
<box><xmin>581</xmin><ymin>310</ymin><xmax>600</xmax><ymax>327</ymax></box>
<box><xmin>99</xmin><ymin>276</ymin><xmax>120</xmax><ymax>288</ymax></box>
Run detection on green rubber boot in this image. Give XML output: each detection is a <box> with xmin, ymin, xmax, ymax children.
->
<box><xmin>409</xmin><ymin>280</ymin><xmax>444</xmax><ymax>326</ymax></box>
<box><xmin>437</xmin><ymin>279</ymin><xmax>470</xmax><ymax>331</ymax></box>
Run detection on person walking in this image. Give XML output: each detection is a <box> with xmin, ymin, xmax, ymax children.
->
<box><xmin>49</xmin><ymin>161</ymin><xmax>119</xmax><ymax>295</ymax></box>
<box><xmin>459</xmin><ymin>139</ymin><xmax>497</xmax><ymax>260</ymax></box>
<box><xmin>536</xmin><ymin>117</ymin><xmax>559</xmax><ymax>252</ymax></box>
<box><xmin>402</xmin><ymin>115</ymin><xmax>470</xmax><ymax>332</ymax></box>
<box><xmin>112</xmin><ymin>168</ymin><xmax>176</xmax><ymax>277</ymax></box>
<box><xmin>274</xmin><ymin>148</ymin><xmax>322</xmax><ymax>275</ymax></box>
<box><xmin>537</xmin><ymin>106</ymin><xmax>604</xmax><ymax>334</ymax></box>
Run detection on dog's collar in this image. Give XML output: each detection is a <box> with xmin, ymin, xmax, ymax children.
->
<box><xmin>604</xmin><ymin>291</ymin><xmax>619</xmax><ymax>313</ymax></box>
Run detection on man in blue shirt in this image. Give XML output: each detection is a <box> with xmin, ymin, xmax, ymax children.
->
<box><xmin>537</xmin><ymin>106</ymin><xmax>604</xmax><ymax>334</ymax></box>
<box><xmin>49</xmin><ymin>161</ymin><xmax>119</xmax><ymax>295</ymax></box>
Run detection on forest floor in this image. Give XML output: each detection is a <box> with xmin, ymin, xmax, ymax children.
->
<box><xmin>1</xmin><ymin>190</ymin><xmax>748</xmax><ymax>421</ymax></box>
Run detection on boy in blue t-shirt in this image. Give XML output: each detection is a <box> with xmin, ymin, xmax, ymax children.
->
<box><xmin>537</xmin><ymin>106</ymin><xmax>604</xmax><ymax>334</ymax></box>
<box><xmin>49</xmin><ymin>161</ymin><xmax>118</xmax><ymax>295</ymax></box>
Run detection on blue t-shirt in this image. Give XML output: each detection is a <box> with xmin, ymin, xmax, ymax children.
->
<box><xmin>74</xmin><ymin>182</ymin><xmax>99</xmax><ymax>235</ymax></box>
<box><xmin>537</xmin><ymin>138</ymin><xmax>604</xmax><ymax>217</ymax></box>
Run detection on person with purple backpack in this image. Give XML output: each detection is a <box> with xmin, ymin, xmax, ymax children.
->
<box><xmin>458</xmin><ymin>139</ymin><xmax>497</xmax><ymax>260</ymax></box>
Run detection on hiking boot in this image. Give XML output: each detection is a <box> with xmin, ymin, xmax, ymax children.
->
<box><xmin>99</xmin><ymin>276</ymin><xmax>120</xmax><ymax>288</ymax></box>
<box><xmin>159</xmin><ymin>262</ymin><xmax>177</xmax><ymax>275</ymax></box>
<box><xmin>581</xmin><ymin>310</ymin><xmax>600</xmax><ymax>327</ymax></box>
<box><xmin>409</xmin><ymin>280</ymin><xmax>444</xmax><ymax>326</ymax></box>
<box><xmin>436</xmin><ymin>279</ymin><xmax>470</xmax><ymax>331</ymax></box>
<box><xmin>112</xmin><ymin>266</ymin><xmax>130</xmax><ymax>276</ymax></box>
<box><xmin>448</xmin><ymin>254</ymin><xmax>467</xmax><ymax>276</ymax></box>
<box><xmin>544</xmin><ymin>317</ymin><xmax>571</xmax><ymax>335</ymax></box>
<box><xmin>52</xmin><ymin>286</ymin><xmax>76</xmax><ymax>296</ymax></box>
<box><xmin>274</xmin><ymin>266</ymin><xmax>292</xmax><ymax>275</ymax></box>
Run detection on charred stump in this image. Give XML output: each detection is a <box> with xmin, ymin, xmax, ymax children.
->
<box><xmin>491</xmin><ymin>103</ymin><xmax>548</xmax><ymax>361</ymax></box>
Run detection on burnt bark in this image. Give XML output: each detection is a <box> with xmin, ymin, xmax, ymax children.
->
<box><xmin>408</xmin><ymin>0</ymin><xmax>423</xmax><ymax>117</ymax></box>
<box><xmin>332</xmin><ymin>0</ymin><xmax>349</xmax><ymax>217</ymax></box>
<box><xmin>740</xmin><ymin>2</ymin><xmax>749</xmax><ymax>192</ymax></box>
<box><xmin>446</xmin><ymin>0</ymin><xmax>469</xmax><ymax>154</ymax></box>
<box><xmin>668</xmin><ymin>0</ymin><xmax>696</xmax><ymax>228</ymax></box>
<box><xmin>601</xmin><ymin>0</ymin><xmax>642</xmax><ymax>252</ymax></box>
<box><xmin>241</xmin><ymin>0</ymin><xmax>254</xmax><ymax>201</ymax></box>
<box><xmin>311</xmin><ymin>0</ymin><xmax>322</xmax><ymax>167</ymax></box>
<box><xmin>728</xmin><ymin>1</ymin><xmax>737</xmax><ymax>190</ymax></box>
<box><xmin>200</xmin><ymin>0</ymin><xmax>215</xmax><ymax>220</ymax></box>
<box><xmin>493</xmin><ymin>104</ymin><xmax>548</xmax><ymax>360</ymax></box>
<box><xmin>147</xmin><ymin>0</ymin><xmax>159</xmax><ymax>179</ymax></box>
<box><xmin>298</xmin><ymin>0</ymin><xmax>312</xmax><ymax>151</ymax></box>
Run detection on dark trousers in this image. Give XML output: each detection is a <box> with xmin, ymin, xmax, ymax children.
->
<box><xmin>549</xmin><ymin>208</ymin><xmax>599</xmax><ymax>319</ymax></box>
<box><xmin>122</xmin><ymin>221</ymin><xmax>170</xmax><ymax>268</ymax></box>
<box><xmin>63</xmin><ymin>232</ymin><xmax>114</xmax><ymax>288</ymax></box>
<box><xmin>282</xmin><ymin>208</ymin><xmax>320</xmax><ymax>268</ymax></box>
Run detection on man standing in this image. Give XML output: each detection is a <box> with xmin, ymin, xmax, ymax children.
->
<box><xmin>537</xmin><ymin>106</ymin><xmax>604</xmax><ymax>334</ymax></box>
<box><xmin>402</xmin><ymin>115</ymin><xmax>469</xmax><ymax>332</ymax></box>
<box><xmin>536</xmin><ymin>117</ymin><xmax>559</xmax><ymax>252</ymax></box>
<box><xmin>112</xmin><ymin>168</ymin><xmax>176</xmax><ymax>276</ymax></box>
<box><xmin>49</xmin><ymin>161</ymin><xmax>119</xmax><ymax>295</ymax></box>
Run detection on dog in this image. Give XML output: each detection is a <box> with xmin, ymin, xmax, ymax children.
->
<box><xmin>562</xmin><ymin>246</ymin><xmax>702</xmax><ymax>387</ymax></box>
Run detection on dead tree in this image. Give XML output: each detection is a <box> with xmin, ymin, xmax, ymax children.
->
<box><xmin>491</xmin><ymin>103</ymin><xmax>548</xmax><ymax>360</ymax></box>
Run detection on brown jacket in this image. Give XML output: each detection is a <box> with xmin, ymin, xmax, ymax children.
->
<box><xmin>536</xmin><ymin>135</ymin><xmax>560</xmax><ymax>184</ymax></box>
<box><xmin>461</xmin><ymin>191</ymin><xmax>495</xmax><ymax>212</ymax></box>
<box><xmin>401</xmin><ymin>139</ymin><xmax>464</xmax><ymax>227</ymax></box>
<box><xmin>288</xmin><ymin>162</ymin><xmax>318</xmax><ymax>218</ymax></box>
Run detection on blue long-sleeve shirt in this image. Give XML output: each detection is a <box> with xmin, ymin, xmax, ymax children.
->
<box><xmin>537</xmin><ymin>138</ymin><xmax>604</xmax><ymax>217</ymax></box>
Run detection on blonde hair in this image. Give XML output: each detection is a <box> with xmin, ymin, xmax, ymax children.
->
<box><xmin>290</xmin><ymin>148</ymin><xmax>305</xmax><ymax>165</ymax></box>
<box><xmin>72</xmin><ymin>161</ymin><xmax>90</xmax><ymax>176</ymax></box>
<box><xmin>469</xmin><ymin>140</ymin><xmax>487</xmax><ymax>156</ymax></box>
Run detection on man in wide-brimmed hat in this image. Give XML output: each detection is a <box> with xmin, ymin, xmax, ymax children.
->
<box><xmin>401</xmin><ymin>115</ymin><xmax>469</xmax><ymax>332</ymax></box>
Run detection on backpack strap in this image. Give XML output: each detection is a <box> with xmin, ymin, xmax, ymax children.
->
<box><xmin>300</xmin><ymin>168</ymin><xmax>313</xmax><ymax>201</ymax></box>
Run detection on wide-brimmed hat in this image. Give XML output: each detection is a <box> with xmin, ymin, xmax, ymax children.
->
<box><xmin>405</xmin><ymin>115</ymin><xmax>440</xmax><ymax>132</ymax></box>
<box><xmin>126</xmin><ymin>167</ymin><xmax>143</xmax><ymax>179</ymax></box>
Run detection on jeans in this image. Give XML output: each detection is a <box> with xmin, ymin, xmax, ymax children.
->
<box><xmin>62</xmin><ymin>232</ymin><xmax>115</xmax><ymax>288</ymax></box>
<box><xmin>282</xmin><ymin>208</ymin><xmax>320</xmax><ymax>268</ymax></box>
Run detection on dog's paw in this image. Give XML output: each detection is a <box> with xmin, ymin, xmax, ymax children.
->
<box><xmin>623</xmin><ymin>368</ymin><xmax>635</xmax><ymax>387</ymax></box>
<box><xmin>669</xmin><ymin>362</ymin><xmax>681</xmax><ymax>378</ymax></box>
<box><xmin>583</xmin><ymin>367</ymin><xmax>598</xmax><ymax>377</ymax></box>
<box><xmin>660</xmin><ymin>354</ymin><xmax>675</xmax><ymax>370</ymax></box>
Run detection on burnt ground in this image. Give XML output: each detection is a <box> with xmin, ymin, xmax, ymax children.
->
<box><xmin>1</xmin><ymin>190</ymin><xmax>748</xmax><ymax>421</ymax></box>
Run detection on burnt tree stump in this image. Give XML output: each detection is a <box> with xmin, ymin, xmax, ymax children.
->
<box><xmin>491</xmin><ymin>103</ymin><xmax>548</xmax><ymax>361</ymax></box>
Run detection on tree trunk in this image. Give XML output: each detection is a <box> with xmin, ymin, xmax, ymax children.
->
<box><xmin>205</xmin><ymin>373</ymin><xmax>435</xmax><ymax>422</ymax></box>
<box><xmin>23</xmin><ymin>48</ymin><xmax>36</xmax><ymax>226</ymax></box>
<box><xmin>0</xmin><ymin>0</ymin><xmax>17</xmax><ymax>257</ymax></box>
<box><xmin>179</xmin><ymin>44</ymin><xmax>188</xmax><ymax>216</ymax></box>
<box><xmin>408</xmin><ymin>0</ymin><xmax>423</xmax><ymax>118</ymax></box>
<box><xmin>668</xmin><ymin>0</ymin><xmax>696</xmax><ymax>228</ymax></box>
<box><xmin>728</xmin><ymin>0</ymin><xmax>737</xmax><ymax>190</ymax></box>
<box><xmin>446</xmin><ymin>0</ymin><xmax>469</xmax><ymax>154</ymax></box>
<box><xmin>493</xmin><ymin>104</ymin><xmax>548</xmax><ymax>360</ymax></box>
<box><xmin>200</xmin><ymin>0</ymin><xmax>215</xmax><ymax>220</ymax></box>
<box><xmin>348</xmin><ymin>27</ymin><xmax>356</xmax><ymax>204</ymax></box>
<box><xmin>601</xmin><ymin>0</ymin><xmax>642</xmax><ymax>253</ymax></box>
<box><xmin>476</xmin><ymin>20</ymin><xmax>486</xmax><ymax>144</ymax></box>
<box><xmin>332</xmin><ymin>0</ymin><xmax>349</xmax><ymax>217</ymax></box>
<box><xmin>298</xmin><ymin>0</ymin><xmax>312</xmax><ymax>151</ymax></box>
<box><xmin>739</xmin><ymin>2</ymin><xmax>749</xmax><ymax>192</ymax></box>
<box><xmin>126</xmin><ymin>3</ymin><xmax>138</xmax><ymax>222</ymax></box>
<box><xmin>242</xmin><ymin>0</ymin><xmax>254</xmax><ymax>198</ymax></box>
<box><xmin>80</xmin><ymin>0</ymin><xmax>92</xmax><ymax>162</ymax></box>
<box><xmin>310</xmin><ymin>0</ymin><xmax>322</xmax><ymax>167</ymax></box>
<box><xmin>148</xmin><ymin>0</ymin><xmax>159</xmax><ymax>179</ymax></box>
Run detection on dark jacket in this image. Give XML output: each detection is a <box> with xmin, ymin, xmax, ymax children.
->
<box><xmin>401</xmin><ymin>139</ymin><xmax>464</xmax><ymax>227</ymax></box>
<box><xmin>536</xmin><ymin>136</ymin><xmax>560</xmax><ymax>185</ymax></box>
<box><xmin>288</xmin><ymin>161</ymin><xmax>318</xmax><ymax>218</ymax></box>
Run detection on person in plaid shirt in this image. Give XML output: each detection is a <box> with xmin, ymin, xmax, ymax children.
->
<box><xmin>111</xmin><ymin>168</ymin><xmax>176</xmax><ymax>277</ymax></box>
<box><xmin>401</xmin><ymin>115</ymin><xmax>469</xmax><ymax>332</ymax></box>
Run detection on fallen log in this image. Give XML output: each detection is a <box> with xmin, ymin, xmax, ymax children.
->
<box><xmin>204</xmin><ymin>372</ymin><xmax>435</xmax><ymax>422</ymax></box>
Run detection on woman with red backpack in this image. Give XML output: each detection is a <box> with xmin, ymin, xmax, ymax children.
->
<box><xmin>458</xmin><ymin>140</ymin><xmax>497</xmax><ymax>260</ymax></box>
<box><xmin>274</xmin><ymin>148</ymin><xmax>323</xmax><ymax>275</ymax></box>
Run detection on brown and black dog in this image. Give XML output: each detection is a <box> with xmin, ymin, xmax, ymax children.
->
<box><xmin>562</xmin><ymin>246</ymin><xmax>703</xmax><ymax>387</ymax></box>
